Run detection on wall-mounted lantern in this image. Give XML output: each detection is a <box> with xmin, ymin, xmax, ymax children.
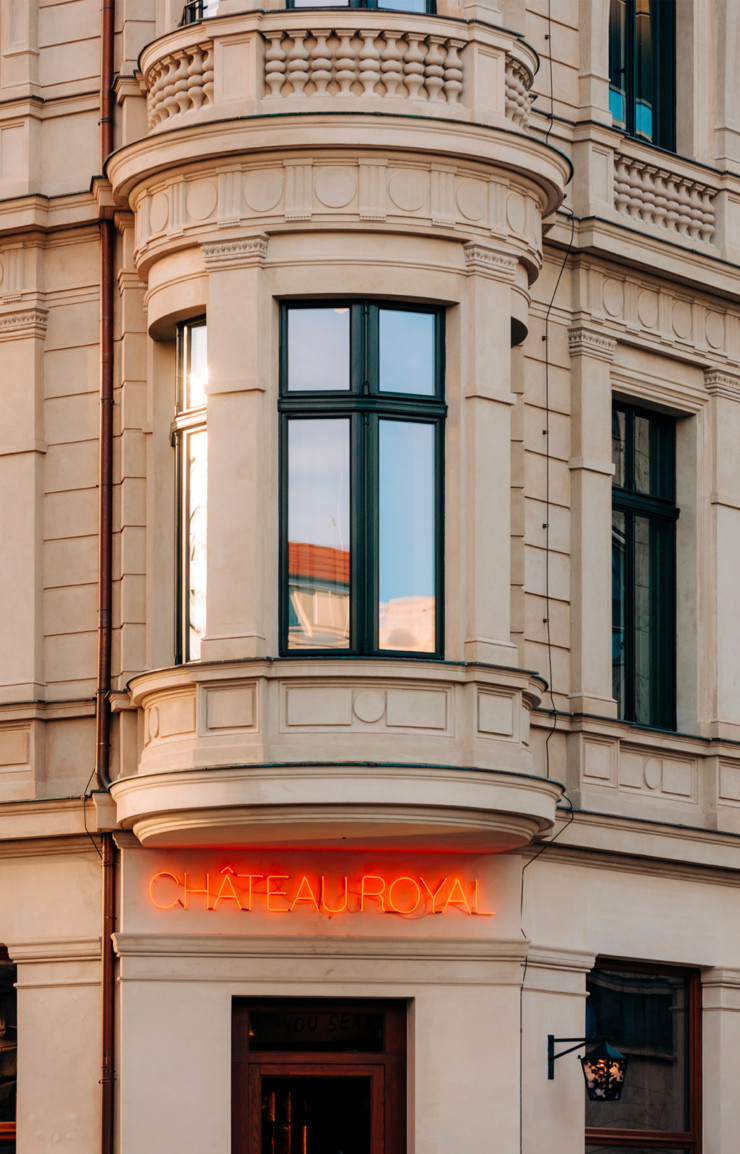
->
<box><xmin>547</xmin><ymin>1035</ymin><xmax>629</xmax><ymax>1101</ymax></box>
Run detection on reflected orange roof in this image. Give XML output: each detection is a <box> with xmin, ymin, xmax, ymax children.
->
<box><xmin>289</xmin><ymin>541</ymin><xmax>350</xmax><ymax>584</ymax></box>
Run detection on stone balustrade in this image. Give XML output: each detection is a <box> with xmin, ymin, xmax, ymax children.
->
<box><xmin>141</xmin><ymin>10</ymin><xmax>539</xmax><ymax>133</ymax></box>
<box><xmin>147</xmin><ymin>42</ymin><xmax>214</xmax><ymax>128</ymax></box>
<box><xmin>262</xmin><ymin>27</ymin><xmax>464</xmax><ymax>103</ymax></box>
<box><xmin>614</xmin><ymin>153</ymin><xmax>716</xmax><ymax>244</ymax></box>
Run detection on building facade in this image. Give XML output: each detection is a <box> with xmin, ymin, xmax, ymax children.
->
<box><xmin>1</xmin><ymin>0</ymin><xmax>740</xmax><ymax>1151</ymax></box>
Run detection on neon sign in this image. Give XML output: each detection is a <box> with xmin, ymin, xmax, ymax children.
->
<box><xmin>148</xmin><ymin>867</ymin><xmax>494</xmax><ymax>917</ymax></box>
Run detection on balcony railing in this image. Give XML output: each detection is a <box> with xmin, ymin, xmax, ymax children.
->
<box><xmin>141</xmin><ymin>9</ymin><xmax>538</xmax><ymax>134</ymax></box>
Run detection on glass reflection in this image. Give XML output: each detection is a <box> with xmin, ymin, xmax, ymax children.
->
<box><xmin>608</xmin><ymin>0</ymin><xmax>627</xmax><ymax>128</ymax></box>
<box><xmin>0</xmin><ymin>960</ymin><xmax>16</xmax><ymax>1134</ymax></box>
<box><xmin>634</xmin><ymin>414</ymin><xmax>650</xmax><ymax>494</ymax></box>
<box><xmin>288</xmin><ymin>419</ymin><xmax>350</xmax><ymax>648</ymax></box>
<box><xmin>379</xmin><ymin>421</ymin><xmax>435</xmax><ymax>652</ymax></box>
<box><xmin>187</xmin><ymin>429</ymin><xmax>207</xmax><ymax>660</ymax></box>
<box><xmin>633</xmin><ymin>514</ymin><xmax>651</xmax><ymax>724</ymax></box>
<box><xmin>611</xmin><ymin>409</ymin><xmax>625</xmax><ymax>488</ymax></box>
<box><xmin>288</xmin><ymin>308</ymin><xmax>350</xmax><ymax>392</ymax></box>
<box><xmin>612</xmin><ymin>509</ymin><xmax>626</xmax><ymax>716</ymax></box>
<box><xmin>186</xmin><ymin>323</ymin><xmax>208</xmax><ymax>409</ymax></box>
<box><xmin>634</xmin><ymin>0</ymin><xmax>654</xmax><ymax>140</ymax></box>
<box><xmin>379</xmin><ymin>310</ymin><xmax>435</xmax><ymax>396</ymax></box>
<box><xmin>586</xmin><ymin>967</ymin><xmax>690</xmax><ymax>1134</ymax></box>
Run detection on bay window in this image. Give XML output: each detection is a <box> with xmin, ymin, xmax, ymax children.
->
<box><xmin>280</xmin><ymin>301</ymin><xmax>444</xmax><ymax>656</ymax></box>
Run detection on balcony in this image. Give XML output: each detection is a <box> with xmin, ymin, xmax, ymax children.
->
<box><xmin>110</xmin><ymin>659</ymin><xmax>563</xmax><ymax>852</ymax></box>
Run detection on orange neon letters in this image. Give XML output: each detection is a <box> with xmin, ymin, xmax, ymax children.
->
<box><xmin>360</xmin><ymin>875</ymin><xmax>386</xmax><ymax>912</ymax></box>
<box><xmin>266</xmin><ymin>875</ymin><xmax>291</xmax><ymax>912</ymax></box>
<box><xmin>149</xmin><ymin>871</ymin><xmax>181</xmax><ymax>910</ymax></box>
<box><xmin>146</xmin><ymin>867</ymin><xmax>495</xmax><ymax>918</ymax></box>
<box><xmin>387</xmin><ymin>877</ymin><xmax>422</xmax><ymax>914</ymax></box>
<box><xmin>291</xmin><ymin>875</ymin><xmax>320</xmax><ymax>912</ymax></box>
<box><xmin>320</xmin><ymin>875</ymin><xmax>349</xmax><ymax>914</ymax></box>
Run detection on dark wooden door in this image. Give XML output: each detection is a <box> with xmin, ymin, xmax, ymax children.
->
<box><xmin>233</xmin><ymin>1001</ymin><xmax>406</xmax><ymax>1154</ymax></box>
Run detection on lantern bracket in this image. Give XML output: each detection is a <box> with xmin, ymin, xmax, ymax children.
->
<box><xmin>547</xmin><ymin>1034</ymin><xmax>597</xmax><ymax>1079</ymax></box>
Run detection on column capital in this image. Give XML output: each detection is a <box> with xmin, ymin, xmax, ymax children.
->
<box><xmin>704</xmin><ymin>366</ymin><xmax>740</xmax><ymax>399</ymax></box>
<box><xmin>567</xmin><ymin>323</ymin><xmax>616</xmax><ymax>361</ymax></box>
<box><xmin>463</xmin><ymin>242</ymin><xmax>518</xmax><ymax>282</ymax></box>
<box><xmin>201</xmin><ymin>234</ymin><xmax>269</xmax><ymax>271</ymax></box>
<box><xmin>0</xmin><ymin>307</ymin><xmax>48</xmax><ymax>341</ymax></box>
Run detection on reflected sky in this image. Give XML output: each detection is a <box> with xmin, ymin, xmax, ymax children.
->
<box><xmin>379</xmin><ymin>420</ymin><xmax>435</xmax><ymax>651</ymax></box>
<box><xmin>288</xmin><ymin>418</ymin><xmax>350</xmax><ymax>551</ymax></box>
<box><xmin>288</xmin><ymin>308</ymin><xmax>350</xmax><ymax>391</ymax></box>
<box><xmin>379</xmin><ymin>310</ymin><xmax>435</xmax><ymax>396</ymax></box>
<box><xmin>186</xmin><ymin>324</ymin><xmax>208</xmax><ymax>409</ymax></box>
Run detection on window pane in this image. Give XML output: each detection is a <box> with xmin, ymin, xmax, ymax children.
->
<box><xmin>378</xmin><ymin>421</ymin><xmax>435</xmax><ymax>652</ymax></box>
<box><xmin>378</xmin><ymin>0</ymin><xmax>429</xmax><ymax>10</ymax></box>
<box><xmin>261</xmin><ymin>1077</ymin><xmax>370</xmax><ymax>1154</ymax></box>
<box><xmin>0</xmin><ymin>962</ymin><xmax>16</xmax><ymax>1130</ymax></box>
<box><xmin>186</xmin><ymin>428</ymin><xmax>208</xmax><ymax>660</ymax></box>
<box><xmin>612</xmin><ymin>409</ymin><xmax>626</xmax><ymax>488</ymax></box>
<box><xmin>288</xmin><ymin>419</ymin><xmax>350</xmax><ymax>649</ymax></box>
<box><xmin>587</xmin><ymin>1148</ymin><xmax>689</xmax><ymax>1154</ymax></box>
<box><xmin>635</xmin><ymin>0</ymin><xmax>655</xmax><ymax>140</ymax></box>
<box><xmin>633</xmin><ymin>514</ymin><xmax>651</xmax><ymax>724</ymax></box>
<box><xmin>288</xmin><ymin>308</ymin><xmax>350</xmax><ymax>392</ymax></box>
<box><xmin>186</xmin><ymin>322</ymin><xmax>208</xmax><ymax>410</ymax></box>
<box><xmin>379</xmin><ymin>310</ymin><xmax>435</xmax><ymax>396</ymax></box>
<box><xmin>609</xmin><ymin>0</ymin><xmax>627</xmax><ymax>128</ymax></box>
<box><xmin>586</xmin><ymin>968</ymin><xmax>690</xmax><ymax>1133</ymax></box>
<box><xmin>634</xmin><ymin>413</ymin><xmax>651</xmax><ymax>494</ymax></box>
<box><xmin>612</xmin><ymin>510</ymin><xmax>626</xmax><ymax>715</ymax></box>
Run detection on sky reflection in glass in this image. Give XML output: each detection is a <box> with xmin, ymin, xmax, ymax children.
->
<box><xmin>288</xmin><ymin>308</ymin><xmax>350</xmax><ymax>391</ymax></box>
<box><xmin>378</xmin><ymin>420</ymin><xmax>435</xmax><ymax>652</ymax></box>
<box><xmin>379</xmin><ymin>310</ymin><xmax>435</xmax><ymax>396</ymax></box>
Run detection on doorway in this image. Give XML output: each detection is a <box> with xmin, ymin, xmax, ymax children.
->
<box><xmin>232</xmin><ymin>1000</ymin><xmax>406</xmax><ymax>1154</ymax></box>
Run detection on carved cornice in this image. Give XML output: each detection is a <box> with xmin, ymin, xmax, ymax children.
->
<box><xmin>463</xmin><ymin>243</ymin><xmax>518</xmax><ymax>282</ymax></box>
<box><xmin>704</xmin><ymin>367</ymin><xmax>740</xmax><ymax>400</ymax></box>
<box><xmin>0</xmin><ymin>307</ymin><xmax>48</xmax><ymax>341</ymax></box>
<box><xmin>567</xmin><ymin>324</ymin><xmax>616</xmax><ymax>362</ymax></box>
<box><xmin>201</xmin><ymin>234</ymin><xmax>269</xmax><ymax>270</ymax></box>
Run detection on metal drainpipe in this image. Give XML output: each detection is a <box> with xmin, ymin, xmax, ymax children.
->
<box><xmin>97</xmin><ymin>2</ymin><xmax>116</xmax><ymax>1153</ymax></box>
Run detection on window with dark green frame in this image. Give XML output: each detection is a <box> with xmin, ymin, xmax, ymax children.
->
<box><xmin>0</xmin><ymin>949</ymin><xmax>16</xmax><ymax>1154</ymax></box>
<box><xmin>612</xmin><ymin>403</ymin><xmax>677</xmax><ymax>730</ymax></box>
<box><xmin>280</xmin><ymin>301</ymin><xmax>444</xmax><ymax>657</ymax></box>
<box><xmin>286</xmin><ymin>0</ymin><xmax>435</xmax><ymax>12</ymax></box>
<box><xmin>609</xmin><ymin>0</ymin><xmax>676</xmax><ymax>151</ymax></box>
<box><xmin>174</xmin><ymin>318</ymin><xmax>208</xmax><ymax>663</ymax></box>
<box><xmin>585</xmin><ymin>960</ymin><xmax>701</xmax><ymax>1154</ymax></box>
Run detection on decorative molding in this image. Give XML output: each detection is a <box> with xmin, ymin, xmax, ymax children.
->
<box><xmin>201</xmin><ymin>234</ymin><xmax>269</xmax><ymax>269</ymax></box>
<box><xmin>261</xmin><ymin>27</ymin><xmax>466</xmax><ymax>105</ymax></box>
<box><xmin>614</xmin><ymin>153</ymin><xmax>716</xmax><ymax>244</ymax></box>
<box><xmin>567</xmin><ymin>324</ymin><xmax>616</xmax><ymax>361</ymax></box>
<box><xmin>524</xmin><ymin>946</ymin><xmax>596</xmax><ymax>973</ymax></box>
<box><xmin>146</xmin><ymin>42</ymin><xmax>214</xmax><ymax>128</ymax></box>
<box><xmin>463</xmin><ymin>243</ymin><xmax>518</xmax><ymax>281</ymax></box>
<box><xmin>7</xmin><ymin>938</ymin><xmax>101</xmax><ymax>964</ymax></box>
<box><xmin>0</xmin><ymin>307</ymin><xmax>48</xmax><ymax>341</ymax></box>
<box><xmin>704</xmin><ymin>367</ymin><xmax>740</xmax><ymax>399</ymax></box>
<box><xmin>504</xmin><ymin>57</ymin><xmax>533</xmax><ymax>129</ymax></box>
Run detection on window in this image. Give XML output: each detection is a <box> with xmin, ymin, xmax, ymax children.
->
<box><xmin>280</xmin><ymin>302</ymin><xmax>444</xmax><ymax>656</ymax></box>
<box><xmin>287</xmin><ymin>0</ymin><xmax>434</xmax><ymax>11</ymax></box>
<box><xmin>174</xmin><ymin>319</ymin><xmax>208</xmax><ymax>662</ymax></box>
<box><xmin>0</xmin><ymin>949</ymin><xmax>16</xmax><ymax>1154</ymax></box>
<box><xmin>612</xmin><ymin>403</ymin><xmax>677</xmax><ymax>729</ymax></box>
<box><xmin>585</xmin><ymin>961</ymin><xmax>701</xmax><ymax>1154</ymax></box>
<box><xmin>609</xmin><ymin>0</ymin><xmax>675</xmax><ymax>151</ymax></box>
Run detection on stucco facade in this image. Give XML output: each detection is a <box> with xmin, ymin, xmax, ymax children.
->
<box><xmin>1</xmin><ymin>1</ymin><xmax>740</xmax><ymax>1152</ymax></box>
